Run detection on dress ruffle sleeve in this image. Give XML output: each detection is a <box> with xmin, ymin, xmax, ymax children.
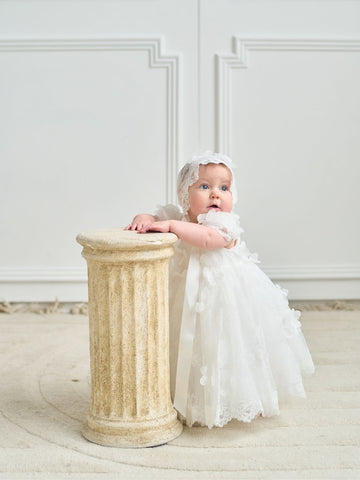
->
<box><xmin>154</xmin><ymin>204</ymin><xmax>184</xmax><ymax>221</ymax></box>
<box><xmin>197</xmin><ymin>210</ymin><xmax>243</xmax><ymax>242</ymax></box>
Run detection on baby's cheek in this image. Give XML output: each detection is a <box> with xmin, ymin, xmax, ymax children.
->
<box><xmin>189</xmin><ymin>193</ymin><xmax>204</xmax><ymax>210</ymax></box>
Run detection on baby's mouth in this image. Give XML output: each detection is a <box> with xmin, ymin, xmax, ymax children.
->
<box><xmin>208</xmin><ymin>204</ymin><xmax>220</xmax><ymax>210</ymax></box>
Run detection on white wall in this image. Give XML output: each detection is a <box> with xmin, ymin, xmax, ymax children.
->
<box><xmin>1</xmin><ymin>0</ymin><xmax>359</xmax><ymax>301</ymax></box>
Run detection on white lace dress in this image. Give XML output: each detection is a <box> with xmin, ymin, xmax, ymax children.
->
<box><xmin>155</xmin><ymin>204</ymin><xmax>315</xmax><ymax>428</ymax></box>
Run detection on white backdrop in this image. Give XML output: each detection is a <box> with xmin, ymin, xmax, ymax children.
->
<box><xmin>0</xmin><ymin>0</ymin><xmax>359</xmax><ymax>301</ymax></box>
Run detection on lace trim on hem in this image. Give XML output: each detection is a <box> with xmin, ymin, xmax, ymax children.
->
<box><xmin>183</xmin><ymin>401</ymin><xmax>280</xmax><ymax>429</ymax></box>
<box><xmin>185</xmin><ymin>410</ymin><xmax>265</xmax><ymax>429</ymax></box>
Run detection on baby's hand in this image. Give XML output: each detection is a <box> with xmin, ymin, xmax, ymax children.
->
<box><xmin>125</xmin><ymin>214</ymin><xmax>156</xmax><ymax>231</ymax></box>
<box><xmin>137</xmin><ymin>221</ymin><xmax>171</xmax><ymax>234</ymax></box>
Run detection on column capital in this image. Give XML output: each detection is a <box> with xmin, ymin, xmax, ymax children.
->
<box><xmin>77</xmin><ymin>229</ymin><xmax>178</xmax><ymax>263</ymax></box>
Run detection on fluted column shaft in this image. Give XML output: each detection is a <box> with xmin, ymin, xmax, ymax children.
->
<box><xmin>77</xmin><ymin>229</ymin><xmax>182</xmax><ymax>447</ymax></box>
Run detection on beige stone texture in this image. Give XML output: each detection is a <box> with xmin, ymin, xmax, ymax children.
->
<box><xmin>76</xmin><ymin>228</ymin><xmax>183</xmax><ymax>447</ymax></box>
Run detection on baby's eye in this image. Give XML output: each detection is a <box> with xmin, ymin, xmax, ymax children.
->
<box><xmin>221</xmin><ymin>186</ymin><xmax>229</xmax><ymax>191</ymax></box>
<box><xmin>200</xmin><ymin>184</ymin><xmax>209</xmax><ymax>190</ymax></box>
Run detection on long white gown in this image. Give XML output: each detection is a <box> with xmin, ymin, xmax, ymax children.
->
<box><xmin>156</xmin><ymin>205</ymin><xmax>315</xmax><ymax>428</ymax></box>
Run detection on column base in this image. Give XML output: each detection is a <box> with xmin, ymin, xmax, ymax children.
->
<box><xmin>82</xmin><ymin>410</ymin><xmax>183</xmax><ymax>448</ymax></box>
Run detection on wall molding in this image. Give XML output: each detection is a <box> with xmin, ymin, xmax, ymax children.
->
<box><xmin>0</xmin><ymin>267</ymin><xmax>87</xmax><ymax>283</ymax></box>
<box><xmin>1</xmin><ymin>265</ymin><xmax>359</xmax><ymax>301</ymax></box>
<box><xmin>1</xmin><ymin>264</ymin><xmax>359</xmax><ymax>283</ymax></box>
<box><xmin>262</xmin><ymin>264</ymin><xmax>360</xmax><ymax>280</ymax></box>
<box><xmin>0</xmin><ymin>36</ymin><xmax>181</xmax><ymax>203</ymax></box>
<box><xmin>215</xmin><ymin>36</ymin><xmax>360</xmax><ymax>154</ymax></box>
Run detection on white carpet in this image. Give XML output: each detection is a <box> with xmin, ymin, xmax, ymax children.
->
<box><xmin>0</xmin><ymin>310</ymin><xmax>359</xmax><ymax>479</ymax></box>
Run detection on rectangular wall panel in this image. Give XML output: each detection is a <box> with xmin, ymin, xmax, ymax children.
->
<box><xmin>201</xmin><ymin>0</ymin><xmax>360</xmax><ymax>299</ymax></box>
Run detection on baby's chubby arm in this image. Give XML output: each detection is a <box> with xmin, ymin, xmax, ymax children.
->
<box><xmin>137</xmin><ymin>220</ymin><xmax>228</xmax><ymax>250</ymax></box>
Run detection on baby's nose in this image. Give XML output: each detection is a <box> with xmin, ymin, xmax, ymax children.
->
<box><xmin>210</xmin><ymin>188</ymin><xmax>220</xmax><ymax>198</ymax></box>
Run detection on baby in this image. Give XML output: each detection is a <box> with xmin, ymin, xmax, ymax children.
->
<box><xmin>126</xmin><ymin>152</ymin><xmax>314</xmax><ymax>428</ymax></box>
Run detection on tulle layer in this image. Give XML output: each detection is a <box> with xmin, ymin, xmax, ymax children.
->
<box><xmin>170</xmin><ymin>244</ymin><xmax>315</xmax><ymax>429</ymax></box>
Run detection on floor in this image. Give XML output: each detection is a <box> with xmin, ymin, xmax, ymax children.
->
<box><xmin>0</xmin><ymin>309</ymin><xmax>359</xmax><ymax>480</ymax></box>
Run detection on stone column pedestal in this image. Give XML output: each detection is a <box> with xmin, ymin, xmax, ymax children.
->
<box><xmin>76</xmin><ymin>229</ymin><xmax>183</xmax><ymax>448</ymax></box>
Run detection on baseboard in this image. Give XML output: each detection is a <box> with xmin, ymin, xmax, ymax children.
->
<box><xmin>0</xmin><ymin>265</ymin><xmax>359</xmax><ymax>302</ymax></box>
<box><xmin>262</xmin><ymin>264</ymin><xmax>360</xmax><ymax>300</ymax></box>
<box><xmin>0</xmin><ymin>267</ymin><xmax>87</xmax><ymax>302</ymax></box>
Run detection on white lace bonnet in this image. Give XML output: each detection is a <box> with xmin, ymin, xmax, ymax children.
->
<box><xmin>177</xmin><ymin>151</ymin><xmax>237</xmax><ymax>214</ymax></box>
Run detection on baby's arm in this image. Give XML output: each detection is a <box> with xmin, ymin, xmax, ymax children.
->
<box><xmin>125</xmin><ymin>214</ymin><xmax>157</xmax><ymax>231</ymax></box>
<box><xmin>138</xmin><ymin>220</ymin><xmax>228</xmax><ymax>250</ymax></box>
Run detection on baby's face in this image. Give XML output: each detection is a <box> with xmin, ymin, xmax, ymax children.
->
<box><xmin>187</xmin><ymin>163</ymin><xmax>233</xmax><ymax>222</ymax></box>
